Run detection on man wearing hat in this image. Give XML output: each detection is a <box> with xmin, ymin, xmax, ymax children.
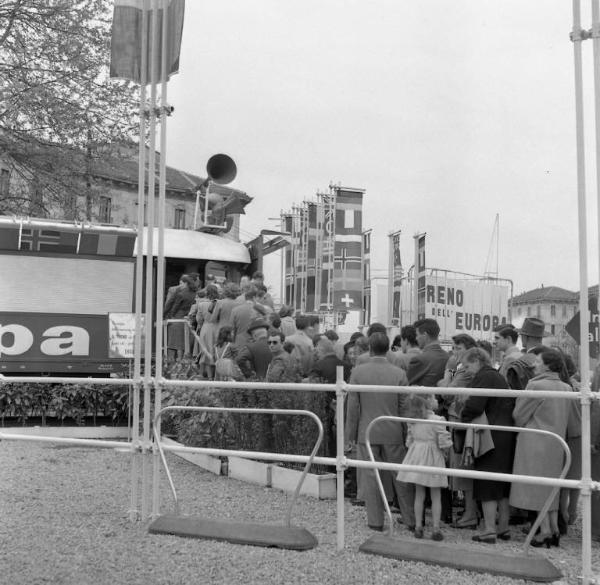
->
<box><xmin>236</xmin><ymin>317</ymin><xmax>272</xmax><ymax>380</ymax></box>
<box><xmin>505</xmin><ymin>317</ymin><xmax>546</xmax><ymax>390</ymax></box>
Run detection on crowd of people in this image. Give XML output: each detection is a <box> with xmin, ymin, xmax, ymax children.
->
<box><xmin>164</xmin><ymin>277</ymin><xmax>589</xmax><ymax>547</ymax></box>
<box><xmin>344</xmin><ymin>316</ymin><xmax>584</xmax><ymax>547</ymax></box>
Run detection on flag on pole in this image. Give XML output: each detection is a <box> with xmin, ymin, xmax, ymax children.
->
<box><xmin>333</xmin><ymin>188</ymin><xmax>364</xmax><ymax>312</ymax></box>
<box><xmin>362</xmin><ymin>229</ymin><xmax>372</xmax><ymax>325</ymax></box>
<box><xmin>389</xmin><ymin>230</ymin><xmax>402</xmax><ymax>323</ymax></box>
<box><xmin>415</xmin><ymin>233</ymin><xmax>427</xmax><ymax>320</ymax></box>
<box><xmin>110</xmin><ymin>0</ymin><xmax>185</xmax><ymax>84</ymax></box>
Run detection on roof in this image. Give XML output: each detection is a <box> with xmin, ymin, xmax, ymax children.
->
<box><xmin>135</xmin><ymin>227</ymin><xmax>250</xmax><ymax>263</ymax></box>
<box><xmin>512</xmin><ymin>285</ymin><xmax>578</xmax><ymax>305</ymax></box>
<box><xmin>3</xmin><ymin>134</ymin><xmax>252</xmax><ymax>205</ymax></box>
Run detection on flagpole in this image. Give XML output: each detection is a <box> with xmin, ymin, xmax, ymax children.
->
<box><xmin>141</xmin><ymin>0</ymin><xmax>159</xmax><ymax>521</ymax></box>
<box><xmin>576</xmin><ymin>1</ymin><xmax>594</xmax><ymax>582</ymax></box>
<box><xmin>130</xmin><ymin>0</ymin><xmax>149</xmax><ymax>524</ymax></box>
<box><xmin>152</xmin><ymin>0</ymin><xmax>169</xmax><ymax>519</ymax></box>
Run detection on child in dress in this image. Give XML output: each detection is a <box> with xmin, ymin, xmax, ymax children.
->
<box><xmin>397</xmin><ymin>394</ymin><xmax>453</xmax><ymax>541</ymax></box>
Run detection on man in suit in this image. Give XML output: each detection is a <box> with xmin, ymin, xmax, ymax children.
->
<box><xmin>407</xmin><ymin>318</ymin><xmax>452</xmax><ymax>523</ymax></box>
<box><xmin>345</xmin><ymin>332</ymin><xmax>414</xmax><ymax>532</ymax></box>
<box><xmin>407</xmin><ymin>318</ymin><xmax>448</xmax><ymax>389</ymax></box>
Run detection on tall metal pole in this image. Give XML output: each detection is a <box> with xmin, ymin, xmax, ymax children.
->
<box><xmin>152</xmin><ymin>0</ymin><xmax>169</xmax><ymax>519</ymax></box>
<box><xmin>141</xmin><ymin>0</ymin><xmax>159</xmax><ymax>520</ymax></box>
<box><xmin>335</xmin><ymin>365</ymin><xmax>345</xmax><ymax>551</ymax></box>
<box><xmin>572</xmin><ymin>1</ymin><xmax>593</xmax><ymax>582</ymax></box>
<box><xmin>130</xmin><ymin>0</ymin><xmax>149</xmax><ymax>523</ymax></box>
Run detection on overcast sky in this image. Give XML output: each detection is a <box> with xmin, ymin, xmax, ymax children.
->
<box><xmin>164</xmin><ymin>0</ymin><xmax>600</xmax><ymax>297</ymax></box>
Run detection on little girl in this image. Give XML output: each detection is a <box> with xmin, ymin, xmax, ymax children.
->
<box><xmin>396</xmin><ymin>393</ymin><xmax>453</xmax><ymax>541</ymax></box>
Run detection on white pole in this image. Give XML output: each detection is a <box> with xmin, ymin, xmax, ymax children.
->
<box><xmin>152</xmin><ymin>0</ymin><xmax>169</xmax><ymax>519</ymax></box>
<box><xmin>130</xmin><ymin>0</ymin><xmax>149</xmax><ymax>523</ymax></box>
<box><xmin>141</xmin><ymin>0</ymin><xmax>159</xmax><ymax>520</ymax></box>
<box><xmin>335</xmin><ymin>365</ymin><xmax>345</xmax><ymax>551</ymax></box>
<box><xmin>572</xmin><ymin>1</ymin><xmax>593</xmax><ymax>583</ymax></box>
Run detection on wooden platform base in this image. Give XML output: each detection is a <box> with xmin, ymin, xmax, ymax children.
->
<box><xmin>148</xmin><ymin>514</ymin><xmax>318</xmax><ymax>550</ymax></box>
<box><xmin>359</xmin><ymin>534</ymin><xmax>562</xmax><ymax>582</ymax></box>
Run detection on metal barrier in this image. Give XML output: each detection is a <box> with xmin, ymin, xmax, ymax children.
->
<box><xmin>364</xmin><ymin>416</ymin><xmax>572</xmax><ymax>550</ymax></box>
<box><xmin>153</xmin><ymin>404</ymin><xmax>324</xmax><ymax>526</ymax></box>
<box><xmin>1</xmin><ymin>371</ymin><xmax>598</xmax><ymax>582</ymax></box>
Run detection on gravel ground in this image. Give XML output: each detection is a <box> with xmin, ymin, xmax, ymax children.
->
<box><xmin>0</xmin><ymin>440</ymin><xmax>597</xmax><ymax>585</ymax></box>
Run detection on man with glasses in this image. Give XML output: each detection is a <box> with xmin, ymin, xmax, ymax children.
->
<box><xmin>266</xmin><ymin>330</ymin><xmax>298</xmax><ymax>383</ymax></box>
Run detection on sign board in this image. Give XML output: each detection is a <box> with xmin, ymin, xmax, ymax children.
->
<box><xmin>0</xmin><ymin>312</ymin><xmax>129</xmax><ymax>373</ymax></box>
<box><xmin>565</xmin><ymin>297</ymin><xmax>599</xmax><ymax>359</ymax></box>
<box><xmin>424</xmin><ymin>276</ymin><xmax>509</xmax><ymax>341</ymax></box>
<box><xmin>108</xmin><ymin>313</ymin><xmax>144</xmax><ymax>358</ymax></box>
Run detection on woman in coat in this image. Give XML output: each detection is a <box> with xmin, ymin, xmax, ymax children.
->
<box><xmin>163</xmin><ymin>275</ymin><xmax>196</xmax><ymax>360</ymax></box>
<box><xmin>510</xmin><ymin>348</ymin><xmax>571</xmax><ymax>547</ymax></box>
<box><xmin>460</xmin><ymin>347</ymin><xmax>516</xmax><ymax>544</ymax></box>
<box><xmin>195</xmin><ymin>284</ymin><xmax>220</xmax><ymax>378</ymax></box>
<box><xmin>211</xmin><ymin>282</ymin><xmax>241</xmax><ymax>331</ymax></box>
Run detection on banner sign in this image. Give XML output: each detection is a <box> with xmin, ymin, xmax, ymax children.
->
<box><xmin>425</xmin><ymin>276</ymin><xmax>509</xmax><ymax>340</ymax></box>
<box><xmin>0</xmin><ymin>312</ymin><xmax>129</xmax><ymax>373</ymax></box>
<box><xmin>109</xmin><ymin>313</ymin><xmax>145</xmax><ymax>358</ymax></box>
<box><xmin>565</xmin><ymin>297</ymin><xmax>600</xmax><ymax>359</ymax></box>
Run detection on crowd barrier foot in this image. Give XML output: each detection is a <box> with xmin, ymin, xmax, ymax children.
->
<box><xmin>148</xmin><ymin>514</ymin><xmax>318</xmax><ymax>550</ymax></box>
<box><xmin>359</xmin><ymin>534</ymin><xmax>562</xmax><ymax>582</ymax></box>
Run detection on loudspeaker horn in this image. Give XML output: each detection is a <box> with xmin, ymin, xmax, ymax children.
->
<box><xmin>206</xmin><ymin>154</ymin><xmax>237</xmax><ymax>185</ymax></box>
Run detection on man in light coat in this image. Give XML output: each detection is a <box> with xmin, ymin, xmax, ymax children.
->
<box><xmin>345</xmin><ymin>332</ymin><xmax>414</xmax><ymax>532</ymax></box>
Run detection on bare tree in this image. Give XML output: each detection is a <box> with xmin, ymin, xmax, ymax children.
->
<box><xmin>0</xmin><ymin>0</ymin><xmax>140</xmax><ymax>218</ymax></box>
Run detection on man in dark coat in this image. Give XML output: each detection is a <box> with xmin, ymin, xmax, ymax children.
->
<box><xmin>236</xmin><ymin>318</ymin><xmax>272</xmax><ymax>380</ymax></box>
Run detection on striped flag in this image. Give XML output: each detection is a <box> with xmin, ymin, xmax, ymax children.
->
<box><xmin>333</xmin><ymin>188</ymin><xmax>364</xmax><ymax>312</ymax></box>
<box><xmin>20</xmin><ymin>229</ymin><xmax>78</xmax><ymax>253</ymax></box>
<box><xmin>110</xmin><ymin>0</ymin><xmax>185</xmax><ymax>85</ymax></box>
<box><xmin>362</xmin><ymin>229</ymin><xmax>372</xmax><ymax>325</ymax></box>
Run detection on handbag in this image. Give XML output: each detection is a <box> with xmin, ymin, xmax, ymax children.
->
<box><xmin>214</xmin><ymin>343</ymin><xmax>236</xmax><ymax>379</ymax></box>
<box><xmin>472</xmin><ymin>412</ymin><xmax>495</xmax><ymax>458</ymax></box>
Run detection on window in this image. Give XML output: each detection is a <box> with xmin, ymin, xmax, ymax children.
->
<box><xmin>550</xmin><ymin>305</ymin><xmax>556</xmax><ymax>317</ymax></box>
<box><xmin>527</xmin><ymin>306</ymin><xmax>531</xmax><ymax>316</ymax></box>
<box><xmin>174</xmin><ymin>207</ymin><xmax>186</xmax><ymax>229</ymax></box>
<box><xmin>536</xmin><ymin>305</ymin><xmax>541</xmax><ymax>317</ymax></box>
<box><xmin>562</xmin><ymin>305</ymin><xmax>567</xmax><ymax>317</ymax></box>
<box><xmin>0</xmin><ymin>168</ymin><xmax>10</xmax><ymax>197</ymax></box>
<box><xmin>29</xmin><ymin>180</ymin><xmax>44</xmax><ymax>215</ymax></box>
<box><xmin>99</xmin><ymin>196</ymin><xmax>112</xmax><ymax>223</ymax></box>
<box><xmin>517</xmin><ymin>307</ymin><xmax>522</xmax><ymax>316</ymax></box>
<box><xmin>551</xmin><ymin>324</ymin><xmax>556</xmax><ymax>335</ymax></box>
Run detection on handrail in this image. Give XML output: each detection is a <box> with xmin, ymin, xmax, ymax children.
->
<box><xmin>153</xmin><ymin>405</ymin><xmax>324</xmax><ymax>525</ymax></box>
<box><xmin>364</xmin><ymin>415</ymin><xmax>571</xmax><ymax>552</ymax></box>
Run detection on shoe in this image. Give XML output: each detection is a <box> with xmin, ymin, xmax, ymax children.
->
<box><xmin>497</xmin><ymin>530</ymin><xmax>511</xmax><ymax>541</ymax></box>
<box><xmin>472</xmin><ymin>533</ymin><xmax>497</xmax><ymax>544</ymax></box>
<box><xmin>414</xmin><ymin>527</ymin><xmax>424</xmax><ymax>539</ymax></box>
<box><xmin>431</xmin><ymin>530</ymin><xmax>444</xmax><ymax>541</ymax></box>
<box><xmin>530</xmin><ymin>535</ymin><xmax>552</xmax><ymax>548</ymax></box>
<box><xmin>550</xmin><ymin>533</ymin><xmax>560</xmax><ymax>547</ymax></box>
<box><xmin>454</xmin><ymin>516</ymin><xmax>478</xmax><ymax>529</ymax></box>
<box><xmin>368</xmin><ymin>524</ymin><xmax>383</xmax><ymax>532</ymax></box>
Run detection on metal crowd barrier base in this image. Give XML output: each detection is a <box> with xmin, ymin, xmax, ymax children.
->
<box><xmin>357</xmin><ymin>416</ymin><xmax>570</xmax><ymax>582</ymax></box>
<box><xmin>147</xmin><ymin>405</ymin><xmax>323</xmax><ymax>550</ymax></box>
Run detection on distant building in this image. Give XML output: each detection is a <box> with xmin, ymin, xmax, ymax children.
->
<box><xmin>511</xmin><ymin>285</ymin><xmax>579</xmax><ymax>349</ymax></box>
<box><xmin>0</xmin><ymin>139</ymin><xmax>251</xmax><ymax>242</ymax></box>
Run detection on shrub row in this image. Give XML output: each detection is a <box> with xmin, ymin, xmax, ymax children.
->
<box><xmin>0</xmin><ymin>383</ymin><xmax>131</xmax><ymax>426</ymax></box>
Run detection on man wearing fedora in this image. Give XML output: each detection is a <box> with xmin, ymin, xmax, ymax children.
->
<box><xmin>236</xmin><ymin>317</ymin><xmax>272</xmax><ymax>380</ymax></box>
<box><xmin>505</xmin><ymin>317</ymin><xmax>546</xmax><ymax>390</ymax></box>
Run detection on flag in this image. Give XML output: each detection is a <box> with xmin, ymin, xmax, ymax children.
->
<box><xmin>333</xmin><ymin>187</ymin><xmax>364</xmax><ymax>311</ymax></box>
<box><xmin>362</xmin><ymin>229</ymin><xmax>372</xmax><ymax>325</ymax></box>
<box><xmin>0</xmin><ymin>224</ymin><xmax>20</xmax><ymax>250</ymax></box>
<box><xmin>79</xmin><ymin>232</ymin><xmax>136</xmax><ymax>257</ymax></box>
<box><xmin>306</xmin><ymin>202</ymin><xmax>318</xmax><ymax>312</ymax></box>
<box><xmin>110</xmin><ymin>0</ymin><xmax>185</xmax><ymax>85</ymax></box>
<box><xmin>20</xmin><ymin>229</ymin><xmax>78</xmax><ymax>254</ymax></box>
<box><xmin>319</xmin><ymin>194</ymin><xmax>335</xmax><ymax>310</ymax></box>
<box><xmin>389</xmin><ymin>230</ymin><xmax>402</xmax><ymax>323</ymax></box>
<box><xmin>415</xmin><ymin>233</ymin><xmax>426</xmax><ymax>319</ymax></box>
